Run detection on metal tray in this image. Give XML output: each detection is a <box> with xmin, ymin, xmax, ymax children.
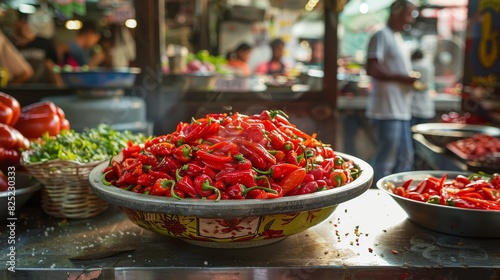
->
<box><xmin>377</xmin><ymin>170</ymin><xmax>500</xmax><ymax>238</ymax></box>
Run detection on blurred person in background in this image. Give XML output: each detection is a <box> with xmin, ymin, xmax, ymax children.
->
<box><xmin>0</xmin><ymin>29</ymin><xmax>32</xmax><ymax>85</ymax></box>
<box><xmin>226</xmin><ymin>42</ymin><xmax>253</xmax><ymax>76</ymax></box>
<box><xmin>365</xmin><ymin>0</ymin><xmax>418</xmax><ymax>184</ymax></box>
<box><xmin>11</xmin><ymin>12</ymin><xmax>61</xmax><ymax>85</ymax></box>
<box><xmin>411</xmin><ymin>49</ymin><xmax>436</xmax><ymax>125</ymax></box>
<box><xmin>254</xmin><ymin>38</ymin><xmax>287</xmax><ymax>75</ymax></box>
<box><xmin>98</xmin><ymin>24</ymin><xmax>136</xmax><ymax>68</ymax></box>
<box><xmin>57</xmin><ymin>20</ymin><xmax>102</xmax><ymax>68</ymax></box>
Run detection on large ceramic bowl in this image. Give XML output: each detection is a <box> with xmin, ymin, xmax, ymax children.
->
<box><xmin>377</xmin><ymin>170</ymin><xmax>500</xmax><ymax>238</ymax></box>
<box><xmin>1</xmin><ymin>173</ymin><xmax>42</xmax><ymax>222</ymax></box>
<box><xmin>89</xmin><ymin>152</ymin><xmax>373</xmax><ymax>248</ymax></box>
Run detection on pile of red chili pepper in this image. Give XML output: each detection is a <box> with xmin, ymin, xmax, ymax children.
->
<box><xmin>389</xmin><ymin>172</ymin><xmax>500</xmax><ymax>210</ymax></box>
<box><xmin>102</xmin><ymin>110</ymin><xmax>362</xmax><ymax>200</ymax></box>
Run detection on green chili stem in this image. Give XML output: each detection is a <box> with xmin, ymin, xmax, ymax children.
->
<box><xmin>101</xmin><ymin>169</ymin><xmax>113</xmax><ymax>186</ymax></box>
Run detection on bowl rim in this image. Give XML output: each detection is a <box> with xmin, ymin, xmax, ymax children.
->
<box><xmin>410</xmin><ymin>123</ymin><xmax>500</xmax><ymax>137</ymax></box>
<box><xmin>88</xmin><ymin>152</ymin><xmax>374</xmax><ymax>218</ymax></box>
<box><xmin>0</xmin><ymin>174</ymin><xmax>42</xmax><ymax>198</ymax></box>
<box><xmin>60</xmin><ymin>67</ymin><xmax>141</xmax><ymax>74</ymax></box>
<box><xmin>376</xmin><ymin>170</ymin><xmax>500</xmax><ymax>214</ymax></box>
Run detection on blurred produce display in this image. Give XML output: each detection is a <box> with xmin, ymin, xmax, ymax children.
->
<box><xmin>440</xmin><ymin>111</ymin><xmax>489</xmax><ymax>125</ymax></box>
<box><xmin>186</xmin><ymin>50</ymin><xmax>229</xmax><ymax>75</ymax></box>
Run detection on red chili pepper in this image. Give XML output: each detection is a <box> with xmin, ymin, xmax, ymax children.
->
<box><xmin>215</xmin><ymin>169</ymin><xmax>257</xmax><ymax>187</ymax></box>
<box><xmin>146</xmin><ymin>142</ymin><xmax>175</xmax><ymax>156</ymax></box>
<box><xmin>174</xmin><ymin>169</ymin><xmax>198</xmax><ymax>198</ymax></box>
<box><xmin>243</xmin><ymin>123</ymin><xmax>266</xmax><ymax>144</ymax></box>
<box><xmin>287</xmin><ymin>181</ymin><xmax>319</xmax><ymax>196</ymax></box>
<box><xmin>196</xmin><ymin>150</ymin><xmax>233</xmax><ymax>163</ymax></box>
<box><xmin>150</xmin><ymin>179</ymin><xmax>175</xmax><ymax>196</ymax></box>
<box><xmin>280</xmin><ymin>168</ymin><xmax>306</xmax><ymax>195</ymax></box>
<box><xmin>284</xmin><ymin>150</ymin><xmax>299</xmax><ymax>165</ymax></box>
<box><xmin>225</xmin><ymin>183</ymin><xmax>277</xmax><ymax>199</ymax></box>
<box><xmin>271</xmin><ymin>150</ymin><xmax>286</xmax><ymax>162</ymax></box>
<box><xmin>401</xmin><ymin>179</ymin><xmax>414</xmax><ymax>191</ymax></box>
<box><xmin>156</xmin><ymin>156</ymin><xmax>182</xmax><ymax>174</ymax></box>
<box><xmin>202</xmin><ymin>135</ymin><xmax>225</xmax><ymax>144</ymax></box>
<box><xmin>233</xmin><ymin>138</ymin><xmax>276</xmax><ymax>166</ymax></box>
<box><xmin>308</xmin><ymin>166</ymin><xmax>324</xmax><ymax>181</ymax></box>
<box><xmin>193</xmin><ymin>174</ymin><xmax>221</xmax><ymax>200</ymax></box>
<box><xmin>209</xmin><ymin>141</ymin><xmax>240</xmax><ymax>154</ymax></box>
<box><xmin>131</xmin><ymin>185</ymin><xmax>144</xmax><ymax>193</ymax></box>
<box><xmin>253</xmin><ymin>163</ymin><xmax>300</xmax><ymax>180</ymax></box>
<box><xmin>239</xmin><ymin>143</ymin><xmax>266</xmax><ymax>169</ymax></box>
<box><xmin>181</xmin><ymin>163</ymin><xmax>204</xmax><ymax>177</ymax></box>
<box><xmin>137</xmin><ymin>174</ymin><xmax>155</xmax><ymax>187</ymax></box>
<box><xmin>147</xmin><ymin>169</ymin><xmax>173</xmax><ymax>180</ymax></box>
<box><xmin>455</xmin><ymin>174</ymin><xmax>471</xmax><ymax>186</ymax></box>
<box><xmin>481</xmin><ymin>187</ymin><xmax>500</xmax><ymax>201</ymax></box>
<box><xmin>116</xmin><ymin>173</ymin><xmax>138</xmax><ymax>187</ymax></box>
<box><xmin>303</xmin><ymin>173</ymin><xmax>315</xmax><ymax>183</ymax></box>
<box><xmin>122</xmin><ymin>145</ymin><xmax>142</xmax><ymax>158</ymax></box>
<box><xmin>173</xmin><ymin>144</ymin><xmax>193</xmax><ymax>163</ymax></box>
<box><xmin>234</xmin><ymin>154</ymin><xmax>252</xmax><ymax>170</ymax></box>
<box><xmin>329</xmin><ymin>169</ymin><xmax>347</xmax><ymax>188</ymax></box>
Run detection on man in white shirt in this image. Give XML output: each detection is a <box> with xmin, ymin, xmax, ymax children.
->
<box><xmin>365</xmin><ymin>0</ymin><xmax>418</xmax><ymax>184</ymax></box>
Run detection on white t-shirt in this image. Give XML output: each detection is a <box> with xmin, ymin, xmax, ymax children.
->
<box><xmin>411</xmin><ymin>59</ymin><xmax>436</xmax><ymax>119</ymax></box>
<box><xmin>365</xmin><ymin>27</ymin><xmax>413</xmax><ymax>121</ymax></box>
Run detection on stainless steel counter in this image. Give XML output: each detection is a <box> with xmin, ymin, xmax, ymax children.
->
<box><xmin>1</xmin><ymin>190</ymin><xmax>499</xmax><ymax>279</ymax></box>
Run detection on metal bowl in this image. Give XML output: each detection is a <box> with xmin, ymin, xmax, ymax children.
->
<box><xmin>411</xmin><ymin>123</ymin><xmax>500</xmax><ymax>147</ymax></box>
<box><xmin>377</xmin><ymin>170</ymin><xmax>500</xmax><ymax>238</ymax></box>
<box><xmin>0</xmin><ymin>174</ymin><xmax>42</xmax><ymax>222</ymax></box>
<box><xmin>61</xmin><ymin>67</ymin><xmax>141</xmax><ymax>90</ymax></box>
<box><xmin>89</xmin><ymin>152</ymin><xmax>373</xmax><ymax>248</ymax></box>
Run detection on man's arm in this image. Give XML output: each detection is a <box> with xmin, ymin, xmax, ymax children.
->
<box><xmin>366</xmin><ymin>58</ymin><xmax>416</xmax><ymax>84</ymax></box>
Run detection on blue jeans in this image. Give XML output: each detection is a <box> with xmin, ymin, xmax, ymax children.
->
<box><xmin>369</xmin><ymin>119</ymin><xmax>414</xmax><ymax>187</ymax></box>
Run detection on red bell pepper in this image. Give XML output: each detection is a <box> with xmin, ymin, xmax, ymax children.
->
<box><xmin>14</xmin><ymin>101</ymin><xmax>70</xmax><ymax>139</ymax></box>
<box><xmin>0</xmin><ymin>124</ymin><xmax>30</xmax><ymax>171</ymax></box>
<box><xmin>0</xmin><ymin>92</ymin><xmax>21</xmax><ymax>126</ymax></box>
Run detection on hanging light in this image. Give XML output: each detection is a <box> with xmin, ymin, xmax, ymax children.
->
<box><xmin>125</xmin><ymin>19</ymin><xmax>137</xmax><ymax>29</ymax></box>
<box><xmin>65</xmin><ymin>20</ymin><xmax>82</xmax><ymax>30</ymax></box>
<box><xmin>359</xmin><ymin>1</ymin><xmax>369</xmax><ymax>14</ymax></box>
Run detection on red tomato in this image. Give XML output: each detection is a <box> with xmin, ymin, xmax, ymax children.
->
<box><xmin>0</xmin><ymin>92</ymin><xmax>21</xmax><ymax>126</ymax></box>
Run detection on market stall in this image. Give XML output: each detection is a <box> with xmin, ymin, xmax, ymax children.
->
<box><xmin>1</xmin><ymin>0</ymin><xmax>499</xmax><ymax>279</ymax></box>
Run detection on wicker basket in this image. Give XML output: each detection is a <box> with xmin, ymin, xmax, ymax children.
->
<box><xmin>21</xmin><ymin>155</ymin><xmax>109</xmax><ymax>219</ymax></box>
